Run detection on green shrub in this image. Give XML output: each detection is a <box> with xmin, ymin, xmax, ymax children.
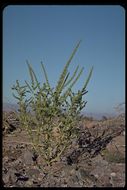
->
<box><xmin>12</xmin><ymin>41</ymin><xmax>93</xmax><ymax>166</ymax></box>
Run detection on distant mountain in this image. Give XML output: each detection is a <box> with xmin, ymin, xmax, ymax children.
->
<box><xmin>82</xmin><ymin>112</ymin><xmax>116</xmax><ymax>120</ymax></box>
<box><xmin>3</xmin><ymin>102</ymin><xmax>18</xmax><ymax>112</ymax></box>
<box><xmin>3</xmin><ymin>102</ymin><xmax>116</xmax><ymax>119</ymax></box>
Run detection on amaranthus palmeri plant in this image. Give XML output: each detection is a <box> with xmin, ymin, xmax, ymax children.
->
<box><xmin>12</xmin><ymin>41</ymin><xmax>93</xmax><ymax>166</ymax></box>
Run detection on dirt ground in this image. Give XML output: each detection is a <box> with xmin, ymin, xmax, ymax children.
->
<box><xmin>2</xmin><ymin>112</ymin><xmax>125</xmax><ymax>187</ymax></box>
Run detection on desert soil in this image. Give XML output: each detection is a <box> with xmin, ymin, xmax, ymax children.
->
<box><xmin>2</xmin><ymin>112</ymin><xmax>125</xmax><ymax>187</ymax></box>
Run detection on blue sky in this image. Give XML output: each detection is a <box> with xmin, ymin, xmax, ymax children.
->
<box><xmin>3</xmin><ymin>5</ymin><xmax>125</xmax><ymax>115</ymax></box>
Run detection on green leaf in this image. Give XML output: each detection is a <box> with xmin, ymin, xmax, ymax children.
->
<box><xmin>55</xmin><ymin>40</ymin><xmax>82</xmax><ymax>95</ymax></box>
<box><xmin>82</xmin><ymin>66</ymin><xmax>93</xmax><ymax>92</ymax></box>
<box><xmin>30</xmin><ymin>68</ymin><xmax>41</xmax><ymax>91</ymax></box>
<box><xmin>25</xmin><ymin>80</ymin><xmax>33</xmax><ymax>93</ymax></box>
<box><xmin>57</xmin><ymin>72</ymin><xmax>70</xmax><ymax>95</ymax></box>
<box><xmin>62</xmin><ymin>67</ymin><xmax>84</xmax><ymax>101</ymax></box>
<box><xmin>12</xmin><ymin>93</ymin><xmax>21</xmax><ymax>100</ymax></box>
<box><xmin>26</xmin><ymin>60</ymin><xmax>35</xmax><ymax>87</ymax></box>
<box><xmin>64</xmin><ymin>65</ymin><xmax>79</xmax><ymax>88</ymax></box>
<box><xmin>27</xmin><ymin>61</ymin><xmax>42</xmax><ymax>91</ymax></box>
<box><xmin>41</xmin><ymin>62</ymin><xmax>52</xmax><ymax>92</ymax></box>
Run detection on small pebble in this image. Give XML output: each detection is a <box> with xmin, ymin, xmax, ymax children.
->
<box><xmin>110</xmin><ymin>172</ymin><xmax>116</xmax><ymax>177</ymax></box>
<box><xmin>23</xmin><ymin>150</ymin><xmax>33</xmax><ymax>165</ymax></box>
<box><xmin>70</xmin><ymin>169</ymin><xmax>76</xmax><ymax>176</ymax></box>
<box><xmin>94</xmin><ymin>174</ymin><xmax>99</xmax><ymax>178</ymax></box>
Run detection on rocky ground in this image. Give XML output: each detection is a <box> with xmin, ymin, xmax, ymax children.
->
<box><xmin>2</xmin><ymin>111</ymin><xmax>125</xmax><ymax>187</ymax></box>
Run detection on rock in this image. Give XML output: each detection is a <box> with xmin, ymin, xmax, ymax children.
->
<box><xmin>104</xmin><ymin>183</ymin><xmax>113</xmax><ymax>187</ymax></box>
<box><xmin>92</xmin><ymin>154</ymin><xmax>109</xmax><ymax>166</ymax></box>
<box><xmin>26</xmin><ymin>168</ymin><xmax>40</xmax><ymax>178</ymax></box>
<box><xmin>25</xmin><ymin>180</ymin><xmax>33</xmax><ymax>187</ymax></box>
<box><xmin>76</xmin><ymin>168</ymin><xmax>98</xmax><ymax>187</ymax></box>
<box><xmin>3</xmin><ymin>156</ymin><xmax>9</xmax><ymax>163</ymax></box>
<box><xmin>60</xmin><ymin>170</ymin><xmax>65</xmax><ymax>177</ymax></box>
<box><xmin>11</xmin><ymin>158</ymin><xmax>22</xmax><ymax>167</ymax></box>
<box><xmin>110</xmin><ymin>172</ymin><xmax>116</xmax><ymax>177</ymax></box>
<box><xmin>23</xmin><ymin>150</ymin><xmax>33</xmax><ymax>165</ymax></box>
<box><xmin>61</xmin><ymin>184</ymin><xmax>68</xmax><ymax>187</ymax></box>
<box><xmin>3</xmin><ymin>168</ymin><xmax>17</xmax><ymax>185</ymax></box>
<box><xmin>66</xmin><ymin>176</ymin><xmax>79</xmax><ymax>187</ymax></box>
<box><xmin>70</xmin><ymin>168</ymin><xmax>76</xmax><ymax>176</ymax></box>
<box><xmin>76</xmin><ymin>169</ymin><xmax>89</xmax><ymax>179</ymax></box>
